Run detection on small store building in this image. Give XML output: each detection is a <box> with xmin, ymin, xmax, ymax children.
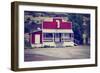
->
<box><xmin>30</xmin><ymin>18</ymin><xmax>74</xmax><ymax>48</ymax></box>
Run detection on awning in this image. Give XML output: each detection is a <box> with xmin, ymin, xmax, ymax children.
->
<box><xmin>43</xmin><ymin>29</ymin><xmax>73</xmax><ymax>33</ymax></box>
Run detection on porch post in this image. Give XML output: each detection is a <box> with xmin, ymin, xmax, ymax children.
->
<box><xmin>53</xmin><ymin>33</ymin><xmax>55</xmax><ymax>42</ymax></box>
<box><xmin>71</xmin><ymin>33</ymin><xmax>74</xmax><ymax>41</ymax></box>
<box><xmin>61</xmin><ymin>33</ymin><xmax>63</xmax><ymax>42</ymax></box>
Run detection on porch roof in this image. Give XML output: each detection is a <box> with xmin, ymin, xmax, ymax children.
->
<box><xmin>42</xmin><ymin>29</ymin><xmax>73</xmax><ymax>33</ymax></box>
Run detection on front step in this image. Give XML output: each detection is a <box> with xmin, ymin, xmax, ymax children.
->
<box><xmin>55</xmin><ymin>42</ymin><xmax>64</xmax><ymax>48</ymax></box>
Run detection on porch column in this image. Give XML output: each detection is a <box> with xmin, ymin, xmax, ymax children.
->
<box><xmin>61</xmin><ymin>33</ymin><xmax>63</xmax><ymax>42</ymax></box>
<box><xmin>53</xmin><ymin>33</ymin><xmax>55</xmax><ymax>42</ymax></box>
<box><xmin>71</xmin><ymin>33</ymin><xmax>74</xmax><ymax>41</ymax></box>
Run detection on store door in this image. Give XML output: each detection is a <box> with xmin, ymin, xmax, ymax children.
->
<box><xmin>35</xmin><ymin>34</ymin><xmax>40</xmax><ymax>44</ymax></box>
<box><xmin>54</xmin><ymin>33</ymin><xmax>61</xmax><ymax>43</ymax></box>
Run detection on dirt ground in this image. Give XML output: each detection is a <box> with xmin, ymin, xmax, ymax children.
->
<box><xmin>24</xmin><ymin>45</ymin><xmax>90</xmax><ymax>61</ymax></box>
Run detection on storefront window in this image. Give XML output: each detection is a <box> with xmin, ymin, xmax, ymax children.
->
<box><xmin>43</xmin><ymin>33</ymin><xmax>53</xmax><ymax>42</ymax></box>
<box><xmin>62</xmin><ymin>33</ymin><xmax>71</xmax><ymax>41</ymax></box>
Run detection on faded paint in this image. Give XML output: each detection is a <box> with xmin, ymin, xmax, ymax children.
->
<box><xmin>43</xmin><ymin>18</ymin><xmax>72</xmax><ymax>29</ymax></box>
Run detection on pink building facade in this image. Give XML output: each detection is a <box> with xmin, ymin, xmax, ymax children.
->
<box><xmin>30</xmin><ymin>18</ymin><xmax>74</xmax><ymax>48</ymax></box>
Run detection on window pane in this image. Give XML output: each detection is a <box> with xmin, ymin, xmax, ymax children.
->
<box><xmin>62</xmin><ymin>33</ymin><xmax>71</xmax><ymax>41</ymax></box>
<box><xmin>44</xmin><ymin>33</ymin><xmax>53</xmax><ymax>38</ymax></box>
<box><xmin>63</xmin><ymin>33</ymin><xmax>70</xmax><ymax>39</ymax></box>
<box><xmin>55</xmin><ymin>33</ymin><xmax>60</xmax><ymax>38</ymax></box>
<box><xmin>43</xmin><ymin>33</ymin><xmax>53</xmax><ymax>42</ymax></box>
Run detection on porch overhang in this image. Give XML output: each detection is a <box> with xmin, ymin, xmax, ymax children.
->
<box><xmin>42</xmin><ymin>29</ymin><xmax>73</xmax><ymax>33</ymax></box>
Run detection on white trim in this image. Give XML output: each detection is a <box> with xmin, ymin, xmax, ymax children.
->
<box><xmin>43</xmin><ymin>29</ymin><xmax>73</xmax><ymax>33</ymax></box>
<box><xmin>35</xmin><ymin>34</ymin><xmax>40</xmax><ymax>44</ymax></box>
